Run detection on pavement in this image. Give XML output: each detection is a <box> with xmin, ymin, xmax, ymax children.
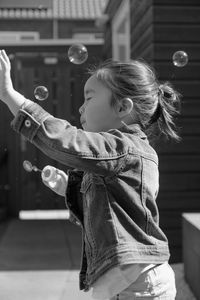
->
<box><xmin>0</xmin><ymin>217</ymin><xmax>197</xmax><ymax>300</ymax></box>
<box><xmin>0</xmin><ymin>218</ymin><xmax>93</xmax><ymax>300</ymax></box>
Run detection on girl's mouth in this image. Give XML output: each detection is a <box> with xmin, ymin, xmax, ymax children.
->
<box><xmin>81</xmin><ymin>119</ymin><xmax>86</xmax><ymax>125</ymax></box>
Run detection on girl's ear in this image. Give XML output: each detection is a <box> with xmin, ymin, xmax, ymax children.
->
<box><xmin>117</xmin><ymin>98</ymin><xmax>133</xmax><ymax>118</ymax></box>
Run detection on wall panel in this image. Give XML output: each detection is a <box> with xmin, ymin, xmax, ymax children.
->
<box><xmin>153</xmin><ymin>0</ymin><xmax>200</xmax><ymax>262</ymax></box>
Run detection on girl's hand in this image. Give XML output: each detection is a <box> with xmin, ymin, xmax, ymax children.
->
<box><xmin>42</xmin><ymin>168</ymin><xmax>69</xmax><ymax>197</ymax></box>
<box><xmin>0</xmin><ymin>49</ymin><xmax>14</xmax><ymax>103</ymax></box>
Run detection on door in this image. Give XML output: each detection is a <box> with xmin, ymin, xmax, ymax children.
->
<box><xmin>11</xmin><ymin>52</ymin><xmax>85</xmax><ymax>212</ymax></box>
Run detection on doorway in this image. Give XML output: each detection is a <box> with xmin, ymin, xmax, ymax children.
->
<box><xmin>9</xmin><ymin>52</ymin><xmax>85</xmax><ymax>213</ymax></box>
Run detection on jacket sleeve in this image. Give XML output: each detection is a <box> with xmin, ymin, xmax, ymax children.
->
<box><xmin>11</xmin><ymin>102</ymin><xmax>128</xmax><ymax>176</ymax></box>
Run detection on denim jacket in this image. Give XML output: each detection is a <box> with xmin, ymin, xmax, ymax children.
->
<box><xmin>11</xmin><ymin>102</ymin><xmax>170</xmax><ymax>291</ymax></box>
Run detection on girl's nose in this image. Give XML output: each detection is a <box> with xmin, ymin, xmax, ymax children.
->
<box><xmin>79</xmin><ymin>104</ymin><xmax>85</xmax><ymax>114</ymax></box>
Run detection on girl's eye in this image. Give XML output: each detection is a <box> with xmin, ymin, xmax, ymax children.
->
<box><xmin>86</xmin><ymin>97</ymin><xmax>92</xmax><ymax>101</ymax></box>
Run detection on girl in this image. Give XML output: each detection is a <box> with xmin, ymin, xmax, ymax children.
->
<box><xmin>0</xmin><ymin>49</ymin><xmax>180</xmax><ymax>299</ymax></box>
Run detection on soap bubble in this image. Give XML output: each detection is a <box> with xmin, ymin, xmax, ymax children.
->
<box><xmin>172</xmin><ymin>50</ymin><xmax>188</xmax><ymax>67</ymax></box>
<box><xmin>23</xmin><ymin>160</ymin><xmax>33</xmax><ymax>172</ymax></box>
<box><xmin>68</xmin><ymin>44</ymin><xmax>88</xmax><ymax>64</ymax></box>
<box><xmin>34</xmin><ymin>86</ymin><xmax>49</xmax><ymax>101</ymax></box>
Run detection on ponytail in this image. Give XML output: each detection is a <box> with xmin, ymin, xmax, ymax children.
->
<box><xmin>156</xmin><ymin>82</ymin><xmax>181</xmax><ymax>141</ymax></box>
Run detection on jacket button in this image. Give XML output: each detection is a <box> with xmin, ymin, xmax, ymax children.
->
<box><xmin>25</xmin><ymin>120</ymin><xmax>31</xmax><ymax>128</ymax></box>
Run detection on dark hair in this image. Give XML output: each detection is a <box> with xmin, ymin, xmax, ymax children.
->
<box><xmin>88</xmin><ymin>59</ymin><xmax>181</xmax><ymax>141</ymax></box>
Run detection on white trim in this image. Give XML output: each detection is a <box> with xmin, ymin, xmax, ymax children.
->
<box><xmin>0</xmin><ymin>31</ymin><xmax>39</xmax><ymax>42</ymax></box>
<box><xmin>19</xmin><ymin>209</ymin><xmax>70</xmax><ymax>220</ymax></box>
<box><xmin>0</xmin><ymin>38</ymin><xmax>104</xmax><ymax>46</ymax></box>
<box><xmin>111</xmin><ymin>0</ymin><xmax>130</xmax><ymax>61</ymax></box>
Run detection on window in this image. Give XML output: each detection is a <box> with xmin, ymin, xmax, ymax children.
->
<box><xmin>112</xmin><ymin>0</ymin><xmax>130</xmax><ymax>61</ymax></box>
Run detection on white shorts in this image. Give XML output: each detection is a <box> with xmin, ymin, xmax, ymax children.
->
<box><xmin>110</xmin><ymin>262</ymin><xmax>176</xmax><ymax>300</ymax></box>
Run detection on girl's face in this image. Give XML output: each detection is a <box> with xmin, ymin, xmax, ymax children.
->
<box><xmin>79</xmin><ymin>75</ymin><xmax>120</xmax><ymax>132</ymax></box>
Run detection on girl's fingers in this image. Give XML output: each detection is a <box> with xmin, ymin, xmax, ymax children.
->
<box><xmin>0</xmin><ymin>50</ymin><xmax>9</xmax><ymax>70</ymax></box>
<box><xmin>42</xmin><ymin>178</ymin><xmax>56</xmax><ymax>190</ymax></box>
<box><xmin>42</xmin><ymin>178</ymin><xmax>50</xmax><ymax>187</ymax></box>
<box><xmin>57</xmin><ymin>169</ymin><xmax>68</xmax><ymax>177</ymax></box>
<box><xmin>0</xmin><ymin>53</ymin><xmax>7</xmax><ymax>70</ymax></box>
<box><xmin>57</xmin><ymin>170</ymin><xmax>69</xmax><ymax>184</ymax></box>
<box><xmin>1</xmin><ymin>50</ymin><xmax>10</xmax><ymax>64</ymax></box>
<box><xmin>1</xmin><ymin>50</ymin><xmax>10</xmax><ymax>67</ymax></box>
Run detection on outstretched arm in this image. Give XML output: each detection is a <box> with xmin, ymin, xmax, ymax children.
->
<box><xmin>0</xmin><ymin>49</ymin><xmax>30</xmax><ymax>115</ymax></box>
<box><xmin>0</xmin><ymin>50</ymin><xmax>129</xmax><ymax>176</ymax></box>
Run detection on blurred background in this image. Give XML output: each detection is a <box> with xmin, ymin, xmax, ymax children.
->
<box><xmin>0</xmin><ymin>0</ymin><xmax>200</xmax><ymax>299</ymax></box>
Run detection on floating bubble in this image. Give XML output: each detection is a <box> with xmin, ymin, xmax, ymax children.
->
<box><xmin>68</xmin><ymin>44</ymin><xmax>88</xmax><ymax>65</ymax></box>
<box><xmin>172</xmin><ymin>50</ymin><xmax>188</xmax><ymax>67</ymax></box>
<box><xmin>23</xmin><ymin>160</ymin><xmax>33</xmax><ymax>172</ymax></box>
<box><xmin>34</xmin><ymin>86</ymin><xmax>49</xmax><ymax>101</ymax></box>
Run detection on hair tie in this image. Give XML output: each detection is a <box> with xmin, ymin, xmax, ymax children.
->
<box><xmin>158</xmin><ymin>86</ymin><xmax>164</xmax><ymax>97</ymax></box>
<box><xmin>158</xmin><ymin>85</ymin><xmax>172</xmax><ymax>99</ymax></box>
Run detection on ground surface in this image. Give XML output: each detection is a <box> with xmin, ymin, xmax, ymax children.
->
<box><xmin>0</xmin><ymin>219</ymin><xmax>197</xmax><ymax>300</ymax></box>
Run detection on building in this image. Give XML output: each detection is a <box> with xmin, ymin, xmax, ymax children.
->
<box><xmin>0</xmin><ymin>0</ymin><xmax>107</xmax><ymax>218</ymax></box>
<box><xmin>103</xmin><ymin>0</ymin><xmax>200</xmax><ymax>263</ymax></box>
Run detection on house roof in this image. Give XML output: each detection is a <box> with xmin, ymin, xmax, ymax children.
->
<box><xmin>0</xmin><ymin>0</ymin><xmax>107</xmax><ymax>20</ymax></box>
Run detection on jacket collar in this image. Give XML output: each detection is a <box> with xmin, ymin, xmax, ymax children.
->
<box><xmin>120</xmin><ymin>122</ymin><xmax>147</xmax><ymax>139</ymax></box>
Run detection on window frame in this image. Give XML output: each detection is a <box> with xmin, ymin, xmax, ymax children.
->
<box><xmin>111</xmin><ymin>0</ymin><xmax>131</xmax><ymax>61</ymax></box>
